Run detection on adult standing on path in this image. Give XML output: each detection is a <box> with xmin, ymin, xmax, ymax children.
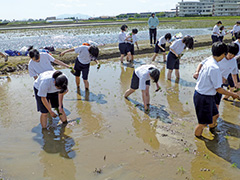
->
<box><xmin>148</xmin><ymin>13</ymin><xmax>159</xmax><ymax>47</ymax></box>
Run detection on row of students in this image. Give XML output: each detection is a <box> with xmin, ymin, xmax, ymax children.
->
<box><xmin>193</xmin><ymin>42</ymin><xmax>240</xmax><ymax>138</ymax></box>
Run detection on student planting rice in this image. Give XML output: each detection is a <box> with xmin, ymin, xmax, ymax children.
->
<box><xmin>124</xmin><ymin>64</ymin><xmax>160</xmax><ymax>111</ymax></box>
<box><xmin>33</xmin><ymin>70</ymin><xmax>68</xmax><ymax>129</ymax></box>
<box><xmin>28</xmin><ymin>47</ymin><xmax>69</xmax><ymax>80</ymax></box>
<box><xmin>152</xmin><ymin>33</ymin><xmax>172</xmax><ymax>62</ymax></box>
<box><xmin>60</xmin><ymin>44</ymin><xmax>99</xmax><ymax>91</ymax></box>
<box><xmin>166</xmin><ymin>36</ymin><xmax>194</xmax><ymax>81</ymax></box>
<box><xmin>211</xmin><ymin>21</ymin><xmax>222</xmax><ymax>44</ymax></box>
<box><xmin>125</xmin><ymin>28</ymin><xmax>139</xmax><ymax>62</ymax></box>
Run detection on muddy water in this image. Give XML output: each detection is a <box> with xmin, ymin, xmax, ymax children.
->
<box><xmin>1</xmin><ymin>48</ymin><xmax>240</xmax><ymax>179</ymax></box>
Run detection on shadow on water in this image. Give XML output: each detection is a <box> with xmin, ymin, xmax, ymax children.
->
<box><xmin>126</xmin><ymin>97</ymin><xmax>172</xmax><ymax>124</ymax></box>
<box><xmin>202</xmin><ymin>118</ymin><xmax>240</xmax><ymax>168</ymax></box>
<box><xmin>67</xmin><ymin>88</ymin><xmax>108</xmax><ymax>104</ymax></box>
<box><xmin>32</xmin><ymin>119</ymin><xmax>76</xmax><ymax>159</ymax></box>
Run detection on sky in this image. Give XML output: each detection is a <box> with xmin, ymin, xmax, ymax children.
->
<box><xmin>0</xmin><ymin>0</ymin><xmax>197</xmax><ymax>20</ymax></box>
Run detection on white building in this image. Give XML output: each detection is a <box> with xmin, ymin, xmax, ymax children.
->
<box><xmin>213</xmin><ymin>0</ymin><xmax>240</xmax><ymax>16</ymax></box>
<box><xmin>177</xmin><ymin>0</ymin><xmax>214</xmax><ymax>17</ymax></box>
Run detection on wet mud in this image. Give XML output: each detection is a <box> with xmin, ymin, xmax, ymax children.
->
<box><xmin>0</xmin><ymin>48</ymin><xmax>240</xmax><ymax>179</ymax></box>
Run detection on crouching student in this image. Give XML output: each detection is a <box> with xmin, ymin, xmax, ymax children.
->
<box><xmin>34</xmin><ymin>70</ymin><xmax>68</xmax><ymax>129</ymax></box>
<box><xmin>28</xmin><ymin>47</ymin><xmax>70</xmax><ymax>80</ymax></box>
<box><xmin>193</xmin><ymin>42</ymin><xmax>239</xmax><ymax>138</ymax></box>
<box><xmin>125</xmin><ymin>28</ymin><xmax>139</xmax><ymax>62</ymax></box>
<box><xmin>152</xmin><ymin>33</ymin><xmax>172</xmax><ymax>62</ymax></box>
<box><xmin>60</xmin><ymin>44</ymin><xmax>99</xmax><ymax>91</ymax></box>
<box><xmin>124</xmin><ymin>65</ymin><xmax>160</xmax><ymax>111</ymax></box>
<box><xmin>166</xmin><ymin>36</ymin><xmax>194</xmax><ymax>80</ymax></box>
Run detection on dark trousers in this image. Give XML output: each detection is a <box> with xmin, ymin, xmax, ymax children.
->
<box><xmin>149</xmin><ymin>28</ymin><xmax>157</xmax><ymax>45</ymax></box>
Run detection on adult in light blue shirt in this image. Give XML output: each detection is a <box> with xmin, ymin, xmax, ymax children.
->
<box><xmin>148</xmin><ymin>13</ymin><xmax>159</xmax><ymax>46</ymax></box>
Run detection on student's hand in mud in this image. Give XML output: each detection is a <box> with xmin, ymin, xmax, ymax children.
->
<box><xmin>50</xmin><ymin>111</ymin><xmax>58</xmax><ymax>118</ymax></box>
<box><xmin>193</xmin><ymin>72</ymin><xmax>199</xmax><ymax>80</ymax></box>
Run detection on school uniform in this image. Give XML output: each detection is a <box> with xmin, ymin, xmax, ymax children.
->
<box><xmin>233</xmin><ymin>25</ymin><xmax>240</xmax><ymax>38</ymax></box>
<box><xmin>34</xmin><ymin>70</ymin><xmax>61</xmax><ymax>113</ymax></box>
<box><xmin>154</xmin><ymin>36</ymin><xmax>169</xmax><ymax>53</ymax></box>
<box><xmin>73</xmin><ymin>45</ymin><xmax>92</xmax><ymax>80</ymax></box>
<box><xmin>194</xmin><ymin>56</ymin><xmax>222</xmax><ymax>124</ymax></box>
<box><xmin>130</xmin><ymin>65</ymin><xmax>155</xmax><ymax>90</ymax></box>
<box><xmin>118</xmin><ymin>31</ymin><xmax>129</xmax><ymax>55</ymax></box>
<box><xmin>212</xmin><ymin>25</ymin><xmax>220</xmax><ymax>43</ymax></box>
<box><xmin>126</xmin><ymin>32</ymin><xmax>137</xmax><ymax>55</ymax></box>
<box><xmin>28</xmin><ymin>52</ymin><xmax>55</xmax><ymax>77</ymax></box>
<box><xmin>167</xmin><ymin>39</ymin><xmax>185</xmax><ymax>70</ymax></box>
<box><xmin>219</xmin><ymin>29</ymin><xmax>226</xmax><ymax>42</ymax></box>
<box><xmin>234</xmin><ymin>40</ymin><xmax>240</xmax><ymax>56</ymax></box>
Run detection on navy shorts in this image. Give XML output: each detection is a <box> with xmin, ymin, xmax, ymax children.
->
<box><xmin>214</xmin><ymin>92</ymin><xmax>222</xmax><ymax>105</ymax></box>
<box><xmin>211</xmin><ymin>35</ymin><xmax>219</xmax><ymax>43</ymax></box>
<box><xmin>130</xmin><ymin>71</ymin><xmax>150</xmax><ymax>90</ymax></box>
<box><xmin>154</xmin><ymin>42</ymin><xmax>166</xmax><ymax>53</ymax></box>
<box><xmin>227</xmin><ymin>73</ymin><xmax>240</xmax><ymax>87</ymax></box>
<box><xmin>74</xmin><ymin>58</ymin><xmax>90</xmax><ymax>80</ymax></box>
<box><xmin>127</xmin><ymin>43</ymin><xmax>134</xmax><ymax>55</ymax></box>
<box><xmin>167</xmin><ymin>51</ymin><xmax>179</xmax><ymax>70</ymax></box>
<box><xmin>119</xmin><ymin>43</ymin><xmax>130</xmax><ymax>55</ymax></box>
<box><xmin>34</xmin><ymin>87</ymin><xmax>59</xmax><ymax>113</ymax></box>
<box><xmin>193</xmin><ymin>91</ymin><xmax>218</xmax><ymax>125</ymax></box>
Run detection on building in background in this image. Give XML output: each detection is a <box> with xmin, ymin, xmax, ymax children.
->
<box><xmin>213</xmin><ymin>0</ymin><xmax>240</xmax><ymax>16</ymax></box>
<box><xmin>177</xmin><ymin>0</ymin><xmax>214</xmax><ymax>17</ymax></box>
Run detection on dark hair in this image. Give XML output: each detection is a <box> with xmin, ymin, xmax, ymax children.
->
<box><xmin>165</xmin><ymin>33</ymin><xmax>172</xmax><ymax>40</ymax></box>
<box><xmin>132</xmin><ymin>28</ymin><xmax>138</xmax><ymax>34</ymax></box>
<box><xmin>237</xmin><ymin>31</ymin><xmax>240</xmax><ymax>39</ymax></box>
<box><xmin>121</xmin><ymin>24</ymin><xmax>128</xmax><ymax>31</ymax></box>
<box><xmin>151</xmin><ymin>13</ymin><xmax>155</xmax><ymax>17</ymax></box>
<box><xmin>212</xmin><ymin>42</ymin><xmax>228</xmax><ymax>57</ymax></box>
<box><xmin>89</xmin><ymin>46</ymin><xmax>99</xmax><ymax>60</ymax></box>
<box><xmin>219</xmin><ymin>26</ymin><xmax>224</xmax><ymax>31</ymax></box>
<box><xmin>228</xmin><ymin>43</ymin><xmax>239</xmax><ymax>56</ymax></box>
<box><xmin>236</xmin><ymin>21</ymin><xmax>240</xmax><ymax>24</ymax></box>
<box><xmin>217</xmin><ymin>21</ymin><xmax>222</xmax><ymax>24</ymax></box>
<box><xmin>28</xmin><ymin>47</ymin><xmax>40</xmax><ymax>60</ymax></box>
<box><xmin>53</xmin><ymin>71</ymin><xmax>68</xmax><ymax>93</ymax></box>
<box><xmin>149</xmin><ymin>67</ymin><xmax>160</xmax><ymax>83</ymax></box>
<box><xmin>182</xmin><ymin>36</ymin><xmax>194</xmax><ymax>49</ymax></box>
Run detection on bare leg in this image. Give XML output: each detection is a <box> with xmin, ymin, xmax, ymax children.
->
<box><xmin>167</xmin><ymin>69</ymin><xmax>173</xmax><ymax>80</ymax></box>
<box><xmin>127</xmin><ymin>52</ymin><xmax>132</xmax><ymax>62</ymax></box>
<box><xmin>83</xmin><ymin>80</ymin><xmax>89</xmax><ymax>90</ymax></box>
<box><xmin>209</xmin><ymin>114</ymin><xmax>219</xmax><ymax>128</ymax></box>
<box><xmin>175</xmin><ymin>69</ymin><xmax>180</xmax><ymax>79</ymax></box>
<box><xmin>75</xmin><ymin>76</ymin><xmax>80</xmax><ymax>88</ymax></box>
<box><xmin>120</xmin><ymin>54</ymin><xmax>124</xmax><ymax>63</ymax></box>
<box><xmin>163</xmin><ymin>52</ymin><xmax>166</xmax><ymax>62</ymax></box>
<box><xmin>195</xmin><ymin>124</ymin><xmax>207</xmax><ymax>137</ymax></box>
<box><xmin>59</xmin><ymin>110</ymin><xmax>67</xmax><ymax>123</ymax></box>
<box><xmin>145</xmin><ymin>85</ymin><xmax>150</xmax><ymax>105</ymax></box>
<box><xmin>124</xmin><ymin>88</ymin><xmax>135</xmax><ymax>98</ymax></box>
<box><xmin>40</xmin><ymin>113</ymin><xmax>48</xmax><ymax>129</ymax></box>
<box><xmin>152</xmin><ymin>53</ymin><xmax>158</xmax><ymax>61</ymax></box>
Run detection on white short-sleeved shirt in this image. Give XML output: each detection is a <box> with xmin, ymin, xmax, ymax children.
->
<box><xmin>118</xmin><ymin>32</ymin><xmax>126</xmax><ymax>43</ymax></box>
<box><xmin>126</xmin><ymin>33</ymin><xmax>137</xmax><ymax>44</ymax></box>
<box><xmin>233</xmin><ymin>24</ymin><xmax>240</xmax><ymax>33</ymax></box>
<box><xmin>196</xmin><ymin>56</ymin><xmax>222</xmax><ymax>95</ymax></box>
<box><xmin>34</xmin><ymin>70</ymin><xmax>60</xmax><ymax>97</ymax></box>
<box><xmin>234</xmin><ymin>40</ymin><xmax>240</xmax><ymax>56</ymax></box>
<box><xmin>74</xmin><ymin>45</ymin><xmax>91</xmax><ymax>64</ymax></box>
<box><xmin>201</xmin><ymin>57</ymin><xmax>239</xmax><ymax>79</ymax></box>
<box><xmin>212</xmin><ymin>25</ymin><xmax>220</xmax><ymax>36</ymax></box>
<box><xmin>170</xmin><ymin>39</ymin><xmax>185</xmax><ymax>55</ymax></box>
<box><xmin>219</xmin><ymin>29</ymin><xmax>226</xmax><ymax>37</ymax></box>
<box><xmin>135</xmin><ymin>64</ymin><xmax>155</xmax><ymax>90</ymax></box>
<box><xmin>158</xmin><ymin>36</ymin><xmax>169</xmax><ymax>45</ymax></box>
<box><xmin>28</xmin><ymin>52</ymin><xmax>55</xmax><ymax>77</ymax></box>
